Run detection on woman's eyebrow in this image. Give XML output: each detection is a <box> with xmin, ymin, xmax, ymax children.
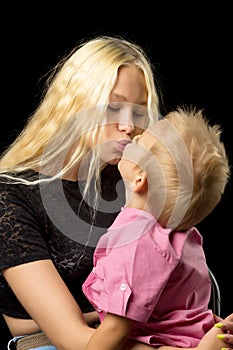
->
<box><xmin>110</xmin><ymin>93</ymin><xmax>147</xmax><ymax>106</ymax></box>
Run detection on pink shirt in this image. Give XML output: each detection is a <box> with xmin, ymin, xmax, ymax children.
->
<box><xmin>82</xmin><ymin>207</ymin><xmax>214</xmax><ymax>347</ymax></box>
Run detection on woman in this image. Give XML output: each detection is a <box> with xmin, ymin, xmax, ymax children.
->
<box><xmin>0</xmin><ymin>35</ymin><xmax>232</xmax><ymax>350</ymax></box>
<box><xmin>0</xmin><ymin>34</ymin><xmax>159</xmax><ymax>350</ymax></box>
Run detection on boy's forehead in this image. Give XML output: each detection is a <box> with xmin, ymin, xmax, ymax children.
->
<box><xmin>139</xmin><ymin>119</ymin><xmax>169</xmax><ymax>147</ymax></box>
<box><xmin>148</xmin><ymin>118</ymin><xmax>170</xmax><ymax>135</ymax></box>
<box><xmin>138</xmin><ymin>129</ymin><xmax>157</xmax><ymax>148</ymax></box>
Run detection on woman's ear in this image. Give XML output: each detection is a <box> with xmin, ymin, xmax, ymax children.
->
<box><xmin>132</xmin><ymin>170</ymin><xmax>148</xmax><ymax>193</ymax></box>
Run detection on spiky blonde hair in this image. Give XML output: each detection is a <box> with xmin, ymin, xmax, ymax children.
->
<box><xmin>141</xmin><ymin>107</ymin><xmax>230</xmax><ymax>230</ymax></box>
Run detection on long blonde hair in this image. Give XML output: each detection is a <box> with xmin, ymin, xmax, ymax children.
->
<box><xmin>0</xmin><ymin>36</ymin><xmax>160</xmax><ymax>214</ymax></box>
<box><xmin>0</xmin><ymin>36</ymin><xmax>160</xmax><ymax>176</ymax></box>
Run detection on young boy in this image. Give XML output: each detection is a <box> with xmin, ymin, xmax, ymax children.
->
<box><xmin>82</xmin><ymin>107</ymin><xmax>230</xmax><ymax>349</ymax></box>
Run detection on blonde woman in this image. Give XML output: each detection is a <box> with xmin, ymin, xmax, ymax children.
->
<box><xmin>0</xmin><ymin>34</ymin><xmax>165</xmax><ymax>350</ymax></box>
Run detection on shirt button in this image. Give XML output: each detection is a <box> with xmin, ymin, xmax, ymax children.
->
<box><xmin>120</xmin><ymin>283</ymin><xmax>127</xmax><ymax>291</ymax></box>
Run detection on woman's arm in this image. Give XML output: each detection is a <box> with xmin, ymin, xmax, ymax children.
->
<box><xmin>3</xmin><ymin>259</ymin><xmax>95</xmax><ymax>350</ymax></box>
<box><xmin>3</xmin><ymin>260</ymin><xmax>145</xmax><ymax>350</ymax></box>
<box><xmin>85</xmin><ymin>313</ymin><xmax>133</xmax><ymax>350</ymax></box>
<box><xmin>122</xmin><ymin>315</ymin><xmax>233</xmax><ymax>350</ymax></box>
<box><xmin>85</xmin><ymin>314</ymin><xmax>233</xmax><ymax>350</ymax></box>
<box><xmin>3</xmin><ymin>260</ymin><xmax>233</xmax><ymax>350</ymax></box>
<box><xmin>157</xmin><ymin>314</ymin><xmax>233</xmax><ymax>350</ymax></box>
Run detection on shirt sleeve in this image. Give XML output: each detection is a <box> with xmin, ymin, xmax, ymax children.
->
<box><xmin>89</xmin><ymin>233</ymin><xmax>176</xmax><ymax>323</ymax></box>
<box><xmin>0</xmin><ymin>182</ymin><xmax>50</xmax><ymax>269</ymax></box>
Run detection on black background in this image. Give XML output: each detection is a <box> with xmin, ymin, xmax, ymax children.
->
<box><xmin>1</xmin><ymin>2</ymin><xmax>232</xmax><ymax>347</ymax></box>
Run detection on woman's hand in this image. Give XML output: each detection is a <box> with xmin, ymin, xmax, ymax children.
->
<box><xmin>214</xmin><ymin>313</ymin><xmax>233</xmax><ymax>348</ymax></box>
<box><xmin>122</xmin><ymin>314</ymin><xmax>233</xmax><ymax>350</ymax></box>
<box><xmin>194</xmin><ymin>313</ymin><xmax>233</xmax><ymax>350</ymax></box>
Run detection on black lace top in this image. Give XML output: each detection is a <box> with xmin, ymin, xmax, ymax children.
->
<box><xmin>0</xmin><ymin>166</ymin><xmax>124</xmax><ymax>318</ymax></box>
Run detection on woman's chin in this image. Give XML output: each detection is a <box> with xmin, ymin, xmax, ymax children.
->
<box><xmin>107</xmin><ymin>158</ymin><xmax>121</xmax><ymax>165</ymax></box>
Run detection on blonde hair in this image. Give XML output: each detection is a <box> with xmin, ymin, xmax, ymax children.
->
<box><xmin>0</xmin><ymin>35</ymin><xmax>160</xmax><ymax>209</ymax></box>
<box><xmin>144</xmin><ymin>107</ymin><xmax>230</xmax><ymax>231</ymax></box>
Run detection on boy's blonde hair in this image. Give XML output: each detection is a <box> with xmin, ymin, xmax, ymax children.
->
<box><xmin>144</xmin><ymin>107</ymin><xmax>230</xmax><ymax>231</ymax></box>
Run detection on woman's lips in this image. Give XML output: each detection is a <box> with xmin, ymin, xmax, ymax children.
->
<box><xmin>117</xmin><ymin>139</ymin><xmax>132</xmax><ymax>152</ymax></box>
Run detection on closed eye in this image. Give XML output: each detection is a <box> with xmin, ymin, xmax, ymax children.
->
<box><xmin>107</xmin><ymin>105</ymin><xmax>120</xmax><ymax>113</ymax></box>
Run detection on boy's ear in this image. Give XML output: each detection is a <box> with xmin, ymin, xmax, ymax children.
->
<box><xmin>132</xmin><ymin>171</ymin><xmax>148</xmax><ymax>193</ymax></box>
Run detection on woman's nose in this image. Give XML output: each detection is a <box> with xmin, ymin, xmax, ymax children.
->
<box><xmin>117</xmin><ymin>109</ymin><xmax>135</xmax><ymax>135</ymax></box>
<box><xmin>118</xmin><ymin>121</ymin><xmax>134</xmax><ymax>135</ymax></box>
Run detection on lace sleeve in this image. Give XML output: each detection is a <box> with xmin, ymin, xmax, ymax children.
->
<box><xmin>0</xmin><ymin>181</ymin><xmax>50</xmax><ymax>270</ymax></box>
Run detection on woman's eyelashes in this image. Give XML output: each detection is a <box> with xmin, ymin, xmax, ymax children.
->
<box><xmin>107</xmin><ymin>103</ymin><xmax>148</xmax><ymax>126</ymax></box>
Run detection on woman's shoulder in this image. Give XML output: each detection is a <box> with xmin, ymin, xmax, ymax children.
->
<box><xmin>0</xmin><ymin>169</ymin><xmax>41</xmax><ymax>208</ymax></box>
<box><xmin>0</xmin><ymin>169</ymin><xmax>39</xmax><ymax>184</ymax></box>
